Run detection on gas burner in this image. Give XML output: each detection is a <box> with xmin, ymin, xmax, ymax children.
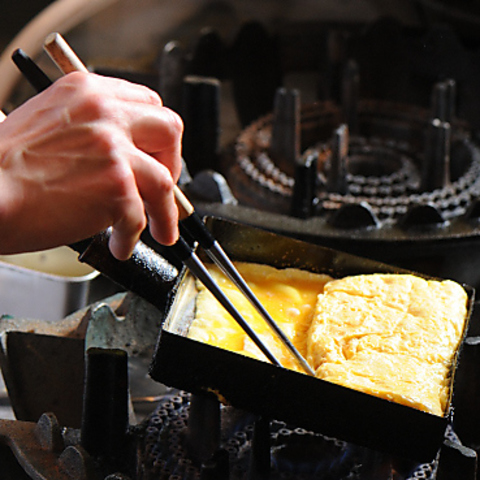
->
<box><xmin>138</xmin><ymin>391</ymin><xmax>441</xmax><ymax>480</ymax></box>
<box><xmin>189</xmin><ymin>72</ymin><xmax>480</xmax><ymax>289</ymax></box>
<box><xmin>231</xmin><ymin>94</ymin><xmax>480</xmax><ymax>225</ymax></box>
<box><xmin>148</xmin><ymin>18</ymin><xmax>480</xmax><ymax>290</ymax></box>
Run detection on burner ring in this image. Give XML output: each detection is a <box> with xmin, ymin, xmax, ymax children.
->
<box><xmin>233</xmin><ymin>101</ymin><xmax>480</xmax><ymax>224</ymax></box>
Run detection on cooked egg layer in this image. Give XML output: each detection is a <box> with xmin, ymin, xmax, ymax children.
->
<box><xmin>187</xmin><ymin>265</ymin><xmax>468</xmax><ymax>416</ymax></box>
<box><xmin>307</xmin><ymin>274</ymin><xmax>468</xmax><ymax>416</ymax></box>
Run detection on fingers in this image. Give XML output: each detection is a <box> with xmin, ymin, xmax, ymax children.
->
<box><xmin>109</xmin><ymin>221</ymin><xmax>145</xmax><ymax>262</ymax></box>
<box><xmin>113</xmin><ymin>107</ymin><xmax>182</xmax><ymax>259</ymax></box>
<box><xmin>105</xmin><ymin>167</ymin><xmax>147</xmax><ymax>261</ymax></box>
<box><xmin>57</xmin><ymin>73</ymin><xmax>184</xmax><ymax>259</ymax></box>
<box><xmin>105</xmin><ymin>145</ymin><xmax>180</xmax><ymax>261</ymax></box>
<box><xmin>131</xmin><ymin>149</ymin><xmax>180</xmax><ymax>242</ymax></box>
<box><xmin>115</xmin><ymin>96</ymin><xmax>183</xmax><ymax>259</ymax></box>
<box><xmin>4</xmin><ymin>72</ymin><xmax>185</xmax><ymax>259</ymax></box>
<box><xmin>130</xmin><ymin>105</ymin><xmax>184</xmax><ymax>182</ymax></box>
<box><xmin>52</xmin><ymin>71</ymin><xmax>165</xmax><ymax>109</ymax></box>
<box><xmin>57</xmin><ymin>72</ymin><xmax>184</xmax><ymax>182</ymax></box>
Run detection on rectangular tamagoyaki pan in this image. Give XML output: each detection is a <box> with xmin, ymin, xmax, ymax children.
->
<box><xmin>149</xmin><ymin>217</ymin><xmax>475</xmax><ymax>462</ymax></box>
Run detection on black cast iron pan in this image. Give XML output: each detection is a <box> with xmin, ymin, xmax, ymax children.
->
<box><xmin>149</xmin><ymin>216</ymin><xmax>475</xmax><ymax>463</ymax></box>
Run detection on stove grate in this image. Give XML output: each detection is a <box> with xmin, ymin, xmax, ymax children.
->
<box><xmin>138</xmin><ymin>391</ymin><xmax>439</xmax><ymax>480</ymax></box>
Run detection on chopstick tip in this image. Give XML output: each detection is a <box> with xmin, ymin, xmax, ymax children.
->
<box><xmin>44</xmin><ymin>32</ymin><xmax>61</xmax><ymax>46</ymax></box>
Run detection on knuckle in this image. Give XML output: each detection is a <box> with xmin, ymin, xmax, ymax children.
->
<box><xmin>166</xmin><ymin>108</ymin><xmax>184</xmax><ymax>136</ymax></box>
<box><xmin>131</xmin><ymin>214</ymin><xmax>147</xmax><ymax>233</ymax></box>
<box><xmin>143</xmin><ymin>86</ymin><xmax>163</xmax><ymax>106</ymax></box>
<box><xmin>158</xmin><ymin>108</ymin><xmax>184</xmax><ymax>142</ymax></box>
<box><xmin>58</xmin><ymin>71</ymin><xmax>89</xmax><ymax>88</ymax></box>
<box><xmin>109</xmin><ymin>161</ymin><xmax>135</xmax><ymax>194</ymax></box>
<box><xmin>115</xmin><ymin>200</ymin><xmax>148</xmax><ymax>234</ymax></box>
<box><xmin>159</xmin><ymin>172</ymin><xmax>176</xmax><ymax>193</ymax></box>
<box><xmin>55</xmin><ymin>71</ymin><xmax>93</xmax><ymax>100</ymax></box>
<box><xmin>85</xmin><ymin>125</ymin><xmax>118</xmax><ymax>155</ymax></box>
<box><xmin>56</xmin><ymin>73</ymin><xmax>114</xmax><ymax>120</ymax></box>
<box><xmin>147</xmin><ymin>169</ymin><xmax>175</xmax><ymax>199</ymax></box>
<box><xmin>80</xmin><ymin>95</ymin><xmax>113</xmax><ymax>121</ymax></box>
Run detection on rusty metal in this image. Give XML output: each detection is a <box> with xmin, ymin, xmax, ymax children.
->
<box><xmin>290</xmin><ymin>152</ymin><xmax>318</xmax><ymax>218</ymax></box>
<box><xmin>84</xmin><ymin>294</ymin><xmax>165</xmax><ymax>357</ymax></box>
<box><xmin>0</xmin><ymin>414</ymin><xmax>94</xmax><ymax>480</ymax></box>
<box><xmin>431</xmin><ymin>80</ymin><xmax>456</xmax><ymax>124</ymax></box>
<box><xmin>270</xmin><ymin>88</ymin><xmax>301</xmax><ymax>168</ymax></box>
<box><xmin>185</xmin><ymin>395</ymin><xmax>220</xmax><ymax>464</ymax></box>
<box><xmin>58</xmin><ymin>445</ymin><xmax>100</xmax><ymax>480</ymax></box>
<box><xmin>0</xmin><ymin>233</ymin><xmax>476</xmax><ymax>478</ymax></box>
<box><xmin>248</xmin><ymin>417</ymin><xmax>270</xmax><ymax>480</ymax></box>
<box><xmin>325</xmin><ymin>124</ymin><xmax>349</xmax><ymax>194</ymax></box>
<box><xmin>34</xmin><ymin>412</ymin><xmax>65</xmax><ymax>453</ymax></box>
<box><xmin>81</xmin><ymin>348</ymin><xmax>129</xmax><ymax>467</ymax></box>
<box><xmin>0</xmin><ymin>331</ymin><xmax>85</xmax><ymax>427</ymax></box>
<box><xmin>4</xmin><ymin>16</ymin><xmax>480</xmax><ymax>478</ymax></box>
<box><xmin>136</xmin><ymin>390</ymin><xmax>451</xmax><ymax>479</ymax></box>
<box><xmin>158</xmin><ymin>40</ymin><xmax>186</xmax><ymax>113</ymax></box>
<box><xmin>229</xmin><ymin>96</ymin><xmax>476</xmax><ymax>223</ymax></box>
<box><xmin>421</xmin><ymin>118</ymin><xmax>451</xmax><ymax>191</ymax></box>
<box><xmin>173</xmin><ymin>20</ymin><xmax>480</xmax><ymax>294</ymax></box>
<box><xmin>181</xmin><ymin>75</ymin><xmax>221</xmax><ymax>176</ymax></box>
<box><xmin>340</xmin><ymin>59</ymin><xmax>360</xmax><ymax>135</ymax></box>
<box><xmin>230</xmin><ymin>21</ymin><xmax>282</xmax><ymax>128</ymax></box>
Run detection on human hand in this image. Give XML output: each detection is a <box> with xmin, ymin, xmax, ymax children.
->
<box><xmin>0</xmin><ymin>71</ymin><xmax>183</xmax><ymax>260</ymax></box>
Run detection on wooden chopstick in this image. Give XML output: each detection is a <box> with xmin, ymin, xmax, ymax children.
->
<box><xmin>44</xmin><ymin>32</ymin><xmax>88</xmax><ymax>74</ymax></box>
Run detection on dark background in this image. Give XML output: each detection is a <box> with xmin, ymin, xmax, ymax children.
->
<box><xmin>0</xmin><ymin>1</ymin><xmax>54</xmax><ymax>50</ymax></box>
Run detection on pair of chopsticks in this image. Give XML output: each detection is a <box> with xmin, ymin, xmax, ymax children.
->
<box><xmin>13</xmin><ymin>34</ymin><xmax>315</xmax><ymax>376</ymax></box>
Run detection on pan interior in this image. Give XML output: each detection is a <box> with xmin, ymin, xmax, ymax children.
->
<box><xmin>164</xmin><ymin>271</ymin><xmax>198</xmax><ymax>336</ymax></box>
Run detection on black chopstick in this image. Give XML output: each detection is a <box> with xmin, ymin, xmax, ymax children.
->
<box><xmin>12</xmin><ymin>49</ymin><xmax>52</xmax><ymax>93</ymax></box>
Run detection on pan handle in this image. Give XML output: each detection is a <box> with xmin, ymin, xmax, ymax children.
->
<box><xmin>72</xmin><ymin>230</ymin><xmax>180</xmax><ymax>313</ymax></box>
